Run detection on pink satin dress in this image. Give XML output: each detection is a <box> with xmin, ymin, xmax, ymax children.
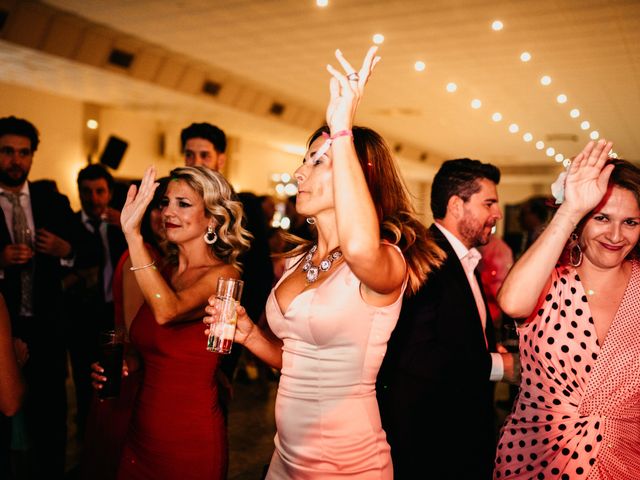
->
<box><xmin>264</xmin><ymin>249</ymin><xmax>405</xmax><ymax>479</ymax></box>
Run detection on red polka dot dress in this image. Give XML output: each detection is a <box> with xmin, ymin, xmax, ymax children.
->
<box><xmin>494</xmin><ymin>261</ymin><xmax>640</xmax><ymax>479</ymax></box>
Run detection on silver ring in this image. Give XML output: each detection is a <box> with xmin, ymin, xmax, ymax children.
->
<box><xmin>347</xmin><ymin>72</ymin><xmax>359</xmax><ymax>82</ymax></box>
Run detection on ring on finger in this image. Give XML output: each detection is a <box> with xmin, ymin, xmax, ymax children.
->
<box><xmin>347</xmin><ymin>72</ymin><xmax>360</xmax><ymax>82</ymax></box>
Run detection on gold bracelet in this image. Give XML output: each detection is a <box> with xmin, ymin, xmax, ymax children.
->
<box><xmin>129</xmin><ymin>259</ymin><xmax>156</xmax><ymax>271</ymax></box>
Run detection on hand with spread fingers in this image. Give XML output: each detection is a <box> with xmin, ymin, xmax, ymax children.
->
<box><xmin>120</xmin><ymin>166</ymin><xmax>159</xmax><ymax>237</ymax></box>
<box><xmin>325</xmin><ymin>46</ymin><xmax>381</xmax><ymax>132</ymax></box>
<box><xmin>562</xmin><ymin>139</ymin><xmax>615</xmax><ymax>217</ymax></box>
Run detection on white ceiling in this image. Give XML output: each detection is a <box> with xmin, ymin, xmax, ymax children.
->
<box><xmin>6</xmin><ymin>0</ymin><xmax>640</xmax><ymax>167</ymax></box>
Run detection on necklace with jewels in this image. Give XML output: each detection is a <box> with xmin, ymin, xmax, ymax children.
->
<box><xmin>301</xmin><ymin>245</ymin><xmax>343</xmax><ymax>283</ymax></box>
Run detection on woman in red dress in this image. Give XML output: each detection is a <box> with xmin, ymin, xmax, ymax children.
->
<box><xmin>93</xmin><ymin>166</ymin><xmax>250</xmax><ymax>479</ymax></box>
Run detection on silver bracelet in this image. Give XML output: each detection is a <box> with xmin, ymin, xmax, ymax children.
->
<box><xmin>129</xmin><ymin>259</ymin><xmax>156</xmax><ymax>271</ymax></box>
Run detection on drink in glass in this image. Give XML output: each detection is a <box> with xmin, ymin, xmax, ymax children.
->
<box><xmin>98</xmin><ymin>329</ymin><xmax>124</xmax><ymax>399</ymax></box>
<box><xmin>207</xmin><ymin>277</ymin><xmax>244</xmax><ymax>354</ymax></box>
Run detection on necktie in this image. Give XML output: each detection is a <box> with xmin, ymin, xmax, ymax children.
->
<box><xmin>3</xmin><ymin>192</ymin><xmax>34</xmax><ymax>316</ymax></box>
<box><xmin>88</xmin><ymin>218</ymin><xmax>106</xmax><ymax>302</ymax></box>
<box><xmin>463</xmin><ymin>248</ymin><xmax>488</xmax><ymax>348</ymax></box>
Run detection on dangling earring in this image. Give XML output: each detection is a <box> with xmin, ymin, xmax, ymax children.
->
<box><xmin>569</xmin><ymin>232</ymin><xmax>583</xmax><ymax>267</ymax></box>
<box><xmin>306</xmin><ymin>217</ymin><xmax>316</xmax><ymax>225</ymax></box>
<box><xmin>204</xmin><ymin>225</ymin><xmax>218</xmax><ymax>245</ymax></box>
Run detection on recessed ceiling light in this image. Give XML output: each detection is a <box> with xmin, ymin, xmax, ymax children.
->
<box><xmin>414</xmin><ymin>61</ymin><xmax>426</xmax><ymax>72</ymax></box>
<box><xmin>316</xmin><ymin>0</ymin><xmax>328</xmax><ymax>6</ymax></box>
<box><xmin>557</xmin><ymin>94</ymin><xmax>568</xmax><ymax>104</ymax></box>
<box><xmin>540</xmin><ymin>75</ymin><xmax>552</xmax><ymax>86</ymax></box>
<box><xmin>281</xmin><ymin>173</ymin><xmax>291</xmax><ymax>183</ymax></box>
<box><xmin>372</xmin><ymin>33</ymin><xmax>384</xmax><ymax>44</ymax></box>
<box><xmin>570</xmin><ymin>108</ymin><xmax>580</xmax><ymax>118</ymax></box>
<box><xmin>580</xmin><ymin>121</ymin><xmax>590</xmax><ymax>130</ymax></box>
<box><xmin>492</xmin><ymin>20</ymin><xmax>504</xmax><ymax>31</ymax></box>
<box><xmin>520</xmin><ymin>52</ymin><xmax>531</xmax><ymax>62</ymax></box>
<box><xmin>471</xmin><ymin>99</ymin><xmax>482</xmax><ymax>109</ymax></box>
<box><xmin>590</xmin><ymin>130</ymin><xmax>600</xmax><ymax>140</ymax></box>
<box><xmin>555</xmin><ymin>153</ymin><xmax>564</xmax><ymax>162</ymax></box>
<box><xmin>508</xmin><ymin>123</ymin><xmax>519</xmax><ymax>133</ymax></box>
<box><xmin>491</xmin><ymin>112</ymin><xmax>502</xmax><ymax>122</ymax></box>
<box><xmin>535</xmin><ymin>141</ymin><xmax>545</xmax><ymax>150</ymax></box>
<box><xmin>546</xmin><ymin>147</ymin><xmax>556</xmax><ymax>157</ymax></box>
<box><xmin>523</xmin><ymin>132</ymin><xmax>533</xmax><ymax>142</ymax></box>
<box><xmin>86</xmin><ymin>119</ymin><xmax>99</xmax><ymax>130</ymax></box>
<box><xmin>446</xmin><ymin>82</ymin><xmax>457</xmax><ymax>92</ymax></box>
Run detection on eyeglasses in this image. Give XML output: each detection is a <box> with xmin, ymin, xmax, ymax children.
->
<box><xmin>0</xmin><ymin>146</ymin><xmax>33</xmax><ymax>158</ymax></box>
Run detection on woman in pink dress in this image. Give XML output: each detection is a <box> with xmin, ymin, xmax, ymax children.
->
<box><xmin>205</xmin><ymin>47</ymin><xmax>443</xmax><ymax>479</ymax></box>
<box><xmin>495</xmin><ymin>140</ymin><xmax>640</xmax><ymax>478</ymax></box>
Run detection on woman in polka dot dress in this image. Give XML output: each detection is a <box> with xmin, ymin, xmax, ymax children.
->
<box><xmin>495</xmin><ymin>139</ymin><xmax>640</xmax><ymax>479</ymax></box>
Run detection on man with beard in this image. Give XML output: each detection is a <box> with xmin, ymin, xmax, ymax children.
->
<box><xmin>180</xmin><ymin>123</ymin><xmax>274</xmax><ymax>410</ymax></box>
<box><xmin>377</xmin><ymin>158</ymin><xmax>521</xmax><ymax>480</ymax></box>
<box><xmin>0</xmin><ymin>116</ymin><xmax>78</xmax><ymax>478</ymax></box>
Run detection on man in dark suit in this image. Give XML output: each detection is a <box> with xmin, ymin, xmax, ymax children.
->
<box><xmin>0</xmin><ymin>116</ymin><xmax>78</xmax><ymax>478</ymax></box>
<box><xmin>377</xmin><ymin>158</ymin><xmax>521</xmax><ymax>480</ymax></box>
<box><xmin>65</xmin><ymin>163</ymin><xmax>127</xmax><ymax>437</ymax></box>
<box><xmin>179</xmin><ymin>123</ymin><xmax>274</xmax><ymax>398</ymax></box>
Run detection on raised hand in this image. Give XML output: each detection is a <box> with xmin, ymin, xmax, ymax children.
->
<box><xmin>325</xmin><ymin>46</ymin><xmax>381</xmax><ymax>132</ymax></box>
<box><xmin>562</xmin><ymin>139</ymin><xmax>615</xmax><ymax>217</ymax></box>
<box><xmin>120</xmin><ymin>166</ymin><xmax>159</xmax><ymax>237</ymax></box>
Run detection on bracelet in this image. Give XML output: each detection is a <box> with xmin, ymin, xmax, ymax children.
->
<box><xmin>322</xmin><ymin>129</ymin><xmax>353</xmax><ymax>141</ymax></box>
<box><xmin>129</xmin><ymin>259</ymin><xmax>156</xmax><ymax>271</ymax></box>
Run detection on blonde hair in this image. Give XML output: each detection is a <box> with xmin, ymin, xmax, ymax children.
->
<box><xmin>285</xmin><ymin>126</ymin><xmax>444</xmax><ymax>295</ymax></box>
<box><xmin>167</xmin><ymin>166</ymin><xmax>251</xmax><ymax>271</ymax></box>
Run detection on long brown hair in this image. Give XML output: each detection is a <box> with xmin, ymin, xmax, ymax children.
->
<box><xmin>285</xmin><ymin>125</ymin><xmax>444</xmax><ymax>295</ymax></box>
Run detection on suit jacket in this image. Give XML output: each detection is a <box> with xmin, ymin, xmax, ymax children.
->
<box><xmin>377</xmin><ymin>224</ymin><xmax>497</xmax><ymax>480</ymax></box>
<box><xmin>0</xmin><ymin>181</ymin><xmax>79</xmax><ymax>332</ymax></box>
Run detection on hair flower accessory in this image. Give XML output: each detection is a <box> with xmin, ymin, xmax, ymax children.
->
<box><xmin>551</xmin><ymin>165</ymin><xmax>569</xmax><ymax>205</ymax></box>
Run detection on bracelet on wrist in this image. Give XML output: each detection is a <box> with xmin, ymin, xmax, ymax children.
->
<box><xmin>129</xmin><ymin>259</ymin><xmax>156</xmax><ymax>271</ymax></box>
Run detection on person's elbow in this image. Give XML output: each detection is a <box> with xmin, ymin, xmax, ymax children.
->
<box><xmin>497</xmin><ymin>288</ymin><xmax>533</xmax><ymax>319</ymax></box>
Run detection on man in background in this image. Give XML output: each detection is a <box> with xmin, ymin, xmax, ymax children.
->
<box><xmin>0</xmin><ymin>116</ymin><xmax>78</xmax><ymax>478</ymax></box>
<box><xmin>180</xmin><ymin>122</ymin><xmax>274</xmax><ymax>393</ymax></box>
<box><xmin>378</xmin><ymin>158</ymin><xmax>520</xmax><ymax>480</ymax></box>
<box><xmin>65</xmin><ymin>163</ymin><xmax>127</xmax><ymax>438</ymax></box>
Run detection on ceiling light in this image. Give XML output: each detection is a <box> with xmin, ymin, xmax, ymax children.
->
<box><xmin>557</xmin><ymin>94</ymin><xmax>568</xmax><ymax>104</ymax></box>
<box><xmin>316</xmin><ymin>0</ymin><xmax>329</xmax><ymax>6</ymax></box>
<box><xmin>535</xmin><ymin>141</ymin><xmax>544</xmax><ymax>150</ymax></box>
<box><xmin>86</xmin><ymin>119</ymin><xmax>99</xmax><ymax>130</ymax></box>
<box><xmin>523</xmin><ymin>132</ymin><xmax>533</xmax><ymax>142</ymax></box>
<box><xmin>590</xmin><ymin>130</ymin><xmax>600</xmax><ymax>140</ymax></box>
<box><xmin>271</xmin><ymin>173</ymin><xmax>281</xmax><ymax>182</ymax></box>
<box><xmin>508</xmin><ymin>123</ymin><xmax>519</xmax><ymax>133</ymax></box>
<box><xmin>546</xmin><ymin>147</ymin><xmax>555</xmax><ymax>157</ymax></box>
<box><xmin>580</xmin><ymin>121</ymin><xmax>590</xmax><ymax>130</ymax></box>
<box><xmin>520</xmin><ymin>52</ymin><xmax>531</xmax><ymax>62</ymax></box>
<box><xmin>414</xmin><ymin>61</ymin><xmax>426</xmax><ymax>72</ymax></box>
<box><xmin>281</xmin><ymin>173</ymin><xmax>291</xmax><ymax>183</ymax></box>
<box><xmin>446</xmin><ymin>82</ymin><xmax>457</xmax><ymax>92</ymax></box>
<box><xmin>275</xmin><ymin>183</ymin><xmax>285</xmax><ymax>195</ymax></box>
<box><xmin>540</xmin><ymin>75</ymin><xmax>552</xmax><ymax>86</ymax></box>
<box><xmin>555</xmin><ymin>153</ymin><xmax>564</xmax><ymax>162</ymax></box>
<box><xmin>491</xmin><ymin>20</ymin><xmax>504</xmax><ymax>31</ymax></box>
<box><xmin>372</xmin><ymin>33</ymin><xmax>385</xmax><ymax>45</ymax></box>
<box><xmin>471</xmin><ymin>99</ymin><xmax>482</xmax><ymax>109</ymax></box>
<box><xmin>570</xmin><ymin>108</ymin><xmax>580</xmax><ymax>118</ymax></box>
<box><xmin>491</xmin><ymin>112</ymin><xmax>502</xmax><ymax>122</ymax></box>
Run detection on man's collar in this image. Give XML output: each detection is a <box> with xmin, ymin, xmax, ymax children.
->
<box><xmin>434</xmin><ymin>222</ymin><xmax>471</xmax><ymax>261</ymax></box>
<box><xmin>0</xmin><ymin>182</ymin><xmax>30</xmax><ymax>197</ymax></box>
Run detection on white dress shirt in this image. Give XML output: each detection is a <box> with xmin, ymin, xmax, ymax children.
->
<box><xmin>435</xmin><ymin>222</ymin><xmax>504</xmax><ymax>381</ymax></box>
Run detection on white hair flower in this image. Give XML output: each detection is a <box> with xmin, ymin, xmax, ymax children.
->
<box><xmin>551</xmin><ymin>168</ymin><xmax>569</xmax><ymax>205</ymax></box>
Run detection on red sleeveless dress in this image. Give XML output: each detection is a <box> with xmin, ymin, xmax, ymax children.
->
<box><xmin>117</xmin><ymin>300</ymin><xmax>227</xmax><ymax>479</ymax></box>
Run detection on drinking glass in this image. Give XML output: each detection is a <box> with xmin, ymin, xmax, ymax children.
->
<box><xmin>206</xmin><ymin>277</ymin><xmax>244</xmax><ymax>354</ymax></box>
